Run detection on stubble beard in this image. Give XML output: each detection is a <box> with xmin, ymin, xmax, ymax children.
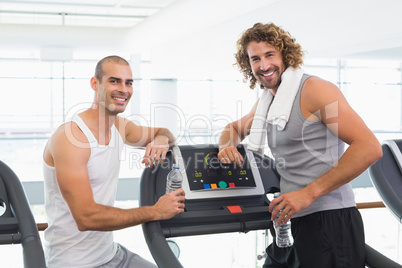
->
<box><xmin>258</xmin><ymin>68</ymin><xmax>282</xmax><ymax>90</ymax></box>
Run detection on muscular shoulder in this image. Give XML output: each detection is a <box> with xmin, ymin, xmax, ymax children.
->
<box><xmin>300</xmin><ymin>76</ymin><xmax>345</xmax><ymax>119</ymax></box>
<box><xmin>52</xmin><ymin>122</ymin><xmax>89</xmax><ymax>148</ymax></box>
<box><xmin>302</xmin><ymin>76</ymin><xmax>341</xmax><ymax>100</ymax></box>
<box><xmin>45</xmin><ymin>122</ymin><xmax>90</xmax><ymax>166</ymax></box>
<box><xmin>115</xmin><ymin>116</ymin><xmax>128</xmax><ymax>130</ymax></box>
<box><xmin>115</xmin><ymin>116</ymin><xmax>143</xmax><ymax>144</ymax></box>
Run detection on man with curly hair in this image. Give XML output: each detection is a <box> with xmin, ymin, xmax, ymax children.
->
<box><xmin>218</xmin><ymin>22</ymin><xmax>382</xmax><ymax>267</ymax></box>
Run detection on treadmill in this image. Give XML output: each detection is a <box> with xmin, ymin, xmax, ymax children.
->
<box><xmin>0</xmin><ymin>160</ymin><xmax>46</xmax><ymax>268</ymax></box>
<box><xmin>140</xmin><ymin>144</ymin><xmax>279</xmax><ymax>267</ymax></box>
<box><xmin>140</xmin><ymin>144</ymin><xmax>402</xmax><ymax>268</ymax></box>
<box><xmin>367</xmin><ymin>139</ymin><xmax>402</xmax><ymax>267</ymax></box>
<box><xmin>369</xmin><ymin>139</ymin><xmax>402</xmax><ymax>223</ymax></box>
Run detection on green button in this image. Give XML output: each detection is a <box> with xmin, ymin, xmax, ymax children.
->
<box><xmin>218</xmin><ymin>181</ymin><xmax>228</xmax><ymax>189</ymax></box>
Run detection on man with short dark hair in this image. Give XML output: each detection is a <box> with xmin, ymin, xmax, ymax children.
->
<box><xmin>43</xmin><ymin>55</ymin><xmax>185</xmax><ymax>267</ymax></box>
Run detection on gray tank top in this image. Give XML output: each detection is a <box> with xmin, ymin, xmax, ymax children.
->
<box><xmin>267</xmin><ymin>74</ymin><xmax>355</xmax><ymax>218</ymax></box>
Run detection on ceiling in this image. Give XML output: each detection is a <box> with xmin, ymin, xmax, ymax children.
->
<box><xmin>0</xmin><ymin>0</ymin><xmax>401</xmax><ymax>77</ymax></box>
<box><xmin>0</xmin><ymin>0</ymin><xmax>177</xmax><ymax>27</ymax></box>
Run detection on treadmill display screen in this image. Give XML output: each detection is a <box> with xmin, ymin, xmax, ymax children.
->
<box><xmin>180</xmin><ymin>146</ymin><xmax>256</xmax><ymax>191</ymax></box>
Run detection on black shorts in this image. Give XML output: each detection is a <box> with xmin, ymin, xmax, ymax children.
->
<box><xmin>264</xmin><ymin>207</ymin><xmax>365</xmax><ymax>268</ymax></box>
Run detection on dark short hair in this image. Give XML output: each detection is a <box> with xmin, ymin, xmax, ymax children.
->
<box><xmin>94</xmin><ymin>55</ymin><xmax>130</xmax><ymax>82</ymax></box>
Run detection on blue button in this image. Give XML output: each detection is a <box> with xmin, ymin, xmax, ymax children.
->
<box><xmin>204</xmin><ymin>184</ymin><xmax>211</xmax><ymax>189</ymax></box>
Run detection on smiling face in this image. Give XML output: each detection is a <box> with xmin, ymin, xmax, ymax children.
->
<box><xmin>247</xmin><ymin>41</ymin><xmax>286</xmax><ymax>93</ymax></box>
<box><xmin>91</xmin><ymin>61</ymin><xmax>133</xmax><ymax>115</ymax></box>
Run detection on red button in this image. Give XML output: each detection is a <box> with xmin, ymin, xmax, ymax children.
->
<box><xmin>229</xmin><ymin>182</ymin><xmax>235</xmax><ymax>188</ymax></box>
<box><xmin>227</xmin><ymin>206</ymin><xmax>242</xmax><ymax>213</ymax></box>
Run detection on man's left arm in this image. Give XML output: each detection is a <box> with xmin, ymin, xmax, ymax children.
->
<box><xmin>117</xmin><ymin>117</ymin><xmax>176</xmax><ymax>167</ymax></box>
<box><xmin>270</xmin><ymin>77</ymin><xmax>383</xmax><ymax>225</ymax></box>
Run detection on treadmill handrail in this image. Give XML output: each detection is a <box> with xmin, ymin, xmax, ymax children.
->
<box><xmin>365</xmin><ymin>244</ymin><xmax>402</xmax><ymax>268</ymax></box>
<box><xmin>369</xmin><ymin>141</ymin><xmax>402</xmax><ymax>223</ymax></box>
<box><xmin>383</xmin><ymin>140</ymin><xmax>402</xmax><ymax>175</ymax></box>
<box><xmin>0</xmin><ymin>161</ymin><xmax>46</xmax><ymax>268</ymax></box>
<box><xmin>140</xmin><ymin>167</ymin><xmax>184</xmax><ymax>268</ymax></box>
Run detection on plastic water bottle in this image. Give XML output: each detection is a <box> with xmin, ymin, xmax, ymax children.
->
<box><xmin>273</xmin><ymin>192</ymin><xmax>294</xmax><ymax>248</ymax></box>
<box><xmin>165</xmin><ymin>165</ymin><xmax>183</xmax><ymax>194</ymax></box>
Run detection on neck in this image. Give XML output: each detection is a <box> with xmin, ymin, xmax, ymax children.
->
<box><xmin>90</xmin><ymin>103</ymin><xmax>117</xmax><ymax>127</ymax></box>
<box><xmin>80</xmin><ymin>104</ymin><xmax>117</xmax><ymax>145</ymax></box>
<box><xmin>261</xmin><ymin>85</ymin><xmax>278</xmax><ymax>96</ymax></box>
<box><xmin>269</xmin><ymin>88</ymin><xmax>277</xmax><ymax>96</ymax></box>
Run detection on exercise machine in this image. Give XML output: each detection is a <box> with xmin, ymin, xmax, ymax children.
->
<box><xmin>0</xmin><ymin>160</ymin><xmax>46</xmax><ymax>268</ymax></box>
<box><xmin>369</xmin><ymin>139</ymin><xmax>402</xmax><ymax>223</ymax></box>
<box><xmin>140</xmin><ymin>144</ymin><xmax>279</xmax><ymax>267</ymax></box>
<box><xmin>140</xmin><ymin>144</ymin><xmax>401</xmax><ymax>267</ymax></box>
<box><xmin>368</xmin><ymin>139</ymin><xmax>402</xmax><ymax>267</ymax></box>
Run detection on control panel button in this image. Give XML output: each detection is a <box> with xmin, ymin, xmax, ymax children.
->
<box><xmin>182</xmin><ymin>147</ymin><xmax>256</xmax><ymax>191</ymax></box>
<box><xmin>227</xmin><ymin>205</ymin><xmax>242</xmax><ymax>213</ymax></box>
<box><xmin>218</xmin><ymin>181</ymin><xmax>228</xmax><ymax>189</ymax></box>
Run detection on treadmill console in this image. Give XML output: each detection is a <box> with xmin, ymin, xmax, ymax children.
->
<box><xmin>173</xmin><ymin>145</ymin><xmax>264</xmax><ymax>200</ymax></box>
<box><xmin>182</xmin><ymin>146</ymin><xmax>256</xmax><ymax>191</ymax></box>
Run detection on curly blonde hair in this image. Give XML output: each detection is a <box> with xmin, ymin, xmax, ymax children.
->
<box><xmin>235</xmin><ymin>22</ymin><xmax>305</xmax><ymax>89</ymax></box>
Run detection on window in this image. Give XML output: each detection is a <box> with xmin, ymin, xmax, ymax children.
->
<box><xmin>0</xmin><ymin>53</ymin><xmax>401</xmax><ymax>266</ymax></box>
<box><xmin>0</xmin><ymin>59</ymin><xmax>95</xmax><ymax>181</ymax></box>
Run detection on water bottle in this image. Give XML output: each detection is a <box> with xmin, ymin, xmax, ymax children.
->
<box><xmin>165</xmin><ymin>164</ymin><xmax>183</xmax><ymax>194</ymax></box>
<box><xmin>273</xmin><ymin>192</ymin><xmax>294</xmax><ymax>248</ymax></box>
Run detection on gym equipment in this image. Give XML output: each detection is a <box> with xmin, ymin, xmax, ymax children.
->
<box><xmin>0</xmin><ymin>160</ymin><xmax>46</xmax><ymax>268</ymax></box>
<box><xmin>369</xmin><ymin>139</ymin><xmax>402</xmax><ymax>222</ymax></box>
<box><xmin>141</xmin><ymin>144</ymin><xmax>401</xmax><ymax>268</ymax></box>
<box><xmin>140</xmin><ymin>144</ymin><xmax>279</xmax><ymax>268</ymax></box>
<box><xmin>367</xmin><ymin>139</ymin><xmax>402</xmax><ymax>268</ymax></box>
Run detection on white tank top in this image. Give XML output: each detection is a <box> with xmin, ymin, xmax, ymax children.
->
<box><xmin>43</xmin><ymin>115</ymin><xmax>124</xmax><ymax>268</ymax></box>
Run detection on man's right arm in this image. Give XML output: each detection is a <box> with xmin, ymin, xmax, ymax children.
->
<box><xmin>45</xmin><ymin>123</ymin><xmax>185</xmax><ymax>232</ymax></box>
<box><xmin>218</xmin><ymin>100</ymin><xmax>259</xmax><ymax>165</ymax></box>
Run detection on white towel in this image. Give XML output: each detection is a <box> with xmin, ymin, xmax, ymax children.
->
<box><xmin>247</xmin><ymin>67</ymin><xmax>304</xmax><ymax>155</ymax></box>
